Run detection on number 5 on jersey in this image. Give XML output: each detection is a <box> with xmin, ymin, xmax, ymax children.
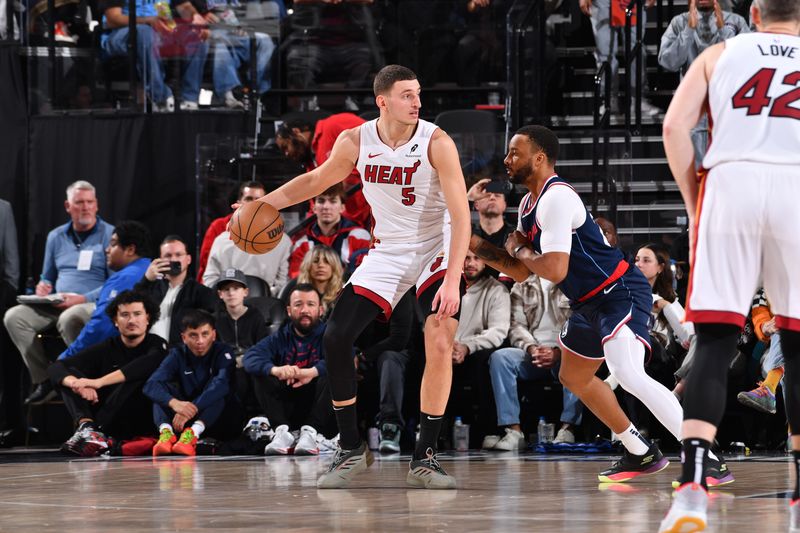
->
<box><xmin>402</xmin><ymin>187</ymin><xmax>416</xmax><ymax>206</ymax></box>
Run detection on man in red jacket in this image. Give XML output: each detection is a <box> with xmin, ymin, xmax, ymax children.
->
<box><xmin>196</xmin><ymin>181</ymin><xmax>266</xmax><ymax>282</ymax></box>
<box><xmin>289</xmin><ymin>183</ymin><xmax>371</xmax><ymax>278</ymax></box>
<box><xmin>276</xmin><ymin>113</ymin><xmax>371</xmax><ymax>229</ymax></box>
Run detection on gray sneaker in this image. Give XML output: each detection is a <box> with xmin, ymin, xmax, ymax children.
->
<box><xmin>316</xmin><ymin>441</ymin><xmax>374</xmax><ymax>489</ymax></box>
<box><xmin>379</xmin><ymin>423</ymin><xmax>401</xmax><ymax>453</ymax></box>
<box><xmin>407</xmin><ymin>448</ymin><xmax>457</xmax><ymax>489</ymax></box>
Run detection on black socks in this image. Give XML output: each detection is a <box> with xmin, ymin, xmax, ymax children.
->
<box><xmin>414</xmin><ymin>412</ymin><xmax>444</xmax><ymax>460</ymax></box>
<box><xmin>679</xmin><ymin>438</ymin><xmax>711</xmax><ymax>490</ymax></box>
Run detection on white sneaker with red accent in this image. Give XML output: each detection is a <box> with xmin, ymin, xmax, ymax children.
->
<box><xmin>658</xmin><ymin>482</ymin><xmax>708</xmax><ymax>533</ymax></box>
<box><xmin>294</xmin><ymin>425</ymin><xmax>320</xmax><ymax>456</ymax></box>
<box><xmin>265</xmin><ymin>425</ymin><xmax>295</xmax><ymax>456</ymax></box>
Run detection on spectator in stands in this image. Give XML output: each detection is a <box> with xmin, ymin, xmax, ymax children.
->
<box><xmin>275</xmin><ymin>113</ymin><xmax>370</xmax><ymax>228</ymax></box>
<box><xmin>59</xmin><ymin>221</ymin><xmax>152</xmax><ymax>360</ymax></box>
<box><xmin>355</xmin><ymin>289</ymin><xmax>415</xmax><ymax>453</ymax></box>
<box><xmin>0</xmin><ymin>200</ymin><xmax>18</xmax><ymax>306</ymax></box>
<box><xmin>203</xmin><ymin>225</ymin><xmax>291</xmax><ymax>297</ymax></box>
<box><xmin>288</xmin><ymin>184</ymin><xmax>371</xmax><ymax>279</ymax></box>
<box><xmin>280</xmin><ymin>245</ymin><xmax>344</xmax><ymax>316</ymax></box>
<box><xmin>0</xmin><ymin>199</ymin><xmax>19</xmax><ymax>437</ymax></box>
<box><xmin>179</xmin><ymin>0</ymin><xmax>275</xmax><ymax>108</ymax></box>
<box><xmin>485</xmin><ymin>273</ymin><xmax>582</xmax><ymax>450</ymax></box>
<box><xmin>4</xmin><ymin>181</ymin><xmax>114</xmax><ymax>405</ymax></box>
<box><xmin>48</xmin><ymin>290</ymin><xmax>167</xmax><ymax>457</ymax></box>
<box><xmin>658</xmin><ymin>0</ymin><xmax>748</xmax><ymax>161</ymax></box>
<box><xmin>215</xmin><ymin>268</ymin><xmax>268</xmax><ymax>360</ymax></box>
<box><xmin>198</xmin><ymin>181</ymin><xmax>266</xmax><ymax>282</ymax></box>
<box><xmin>244</xmin><ymin>284</ymin><xmax>333</xmax><ymax>456</ymax></box>
<box><xmin>455</xmin><ymin>0</ymin><xmax>507</xmax><ymax>87</ymax></box>
<box><xmin>135</xmin><ymin>235</ymin><xmax>218</xmax><ymax>346</ymax></box>
<box><xmin>284</xmin><ymin>1</ymin><xmax>381</xmax><ymax>111</ymax></box>
<box><xmin>579</xmin><ymin>0</ymin><xmax>661</xmax><ymax>116</ymax></box>
<box><xmin>450</xmin><ymin>250</ymin><xmax>510</xmax><ymax>444</ymax></box>
<box><xmin>146</xmin><ymin>309</ymin><xmax>242</xmax><ymax>456</ymax></box>
<box><xmin>737</xmin><ymin>289</ymin><xmax>785</xmax><ymax>416</ymax></box>
<box><xmin>634</xmin><ymin>243</ymin><xmax>692</xmax><ymax>350</ymax></box>
<box><xmin>467</xmin><ymin>178</ymin><xmax>515</xmax><ymax>282</ymax></box>
<box><xmin>594</xmin><ymin>216</ymin><xmax>619</xmax><ymax>248</ymax></box>
<box><xmin>99</xmin><ymin>0</ymin><xmax>209</xmax><ymax>111</ymax></box>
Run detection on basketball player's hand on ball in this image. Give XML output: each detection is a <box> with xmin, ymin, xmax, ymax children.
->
<box><xmin>432</xmin><ymin>276</ymin><xmax>461</xmax><ymax>321</ymax></box>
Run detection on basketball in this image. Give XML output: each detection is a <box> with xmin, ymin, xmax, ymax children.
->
<box><xmin>229</xmin><ymin>201</ymin><xmax>284</xmax><ymax>255</ymax></box>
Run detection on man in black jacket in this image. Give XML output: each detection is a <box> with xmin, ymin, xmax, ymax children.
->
<box><xmin>135</xmin><ymin>235</ymin><xmax>218</xmax><ymax>346</ymax></box>
<box><xmin>48</xmin><ymin>290</ymin><xmax>167</xmax><ymax>457</ymax></box>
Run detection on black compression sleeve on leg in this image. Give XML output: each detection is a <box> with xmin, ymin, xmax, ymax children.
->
<box><xmin>682</xmin><ymin>323</ymin><xmax>740</xmax><ymax>425</ymax></box>
<box><xmin>781</xmin><ymin>330</ymin><xmax>800</xmax><ymax>439</ymax></box>
<box><xmin>323</xmin><ymin>285</ymin><xmax>383</xmax><ymax>402</ymax></box>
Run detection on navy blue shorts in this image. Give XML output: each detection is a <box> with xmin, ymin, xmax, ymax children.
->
<box><xmin>558</xmin><ymin>269</ymin><xmax>653</xmax><ymax>359</ymax></box>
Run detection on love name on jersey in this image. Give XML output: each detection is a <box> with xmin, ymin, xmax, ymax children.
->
<box><xmin>363</xmin><ymin>160</ymin><xmax>421</xmax><ymax>185</ymax></box>
<box><xmin>757</xmin><ymin>43</ymin><xmax>798</xmax><ymax>58</ymax></box>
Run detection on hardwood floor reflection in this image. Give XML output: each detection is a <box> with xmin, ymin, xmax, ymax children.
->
<box><xmin>0</xmin><ymin>451</ymin><xmax>793</xmax><ymax>531</ymax></box>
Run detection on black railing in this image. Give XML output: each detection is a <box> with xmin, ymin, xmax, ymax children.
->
<box><xmin>506</xmin><ymin>0</ymin><xmax>545</xmax><ymax>133</ymax></box>
<box><xmin>623</xmin><ymin>0</ymin><xmax>645</xmax><ymax>133</ymax></box>
<box><xmin>592</xmin><ymin>61</ymin><xmax>614</xmax><ymax>222</ymax></box>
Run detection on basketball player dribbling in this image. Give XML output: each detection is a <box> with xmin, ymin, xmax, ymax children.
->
<box><xmin>659</xmin><ymin>1</ymin><xmax>800</xmax><ymax>531</ymax></box>
<box><xmin>248</xmin><ymin>65</ymin><xmax>471</xmax><ymax>489</ymax></box>
<box><xmin>469</xmin><ymin>126</ymin><xmax>731</xmax><ymax>487</ymax></box>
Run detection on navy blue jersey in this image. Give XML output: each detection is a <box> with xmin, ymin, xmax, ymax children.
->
<box><xmin>518</xmin><ymin>175</ymin><xmax>631</xmax><ymax>305</ymax></box>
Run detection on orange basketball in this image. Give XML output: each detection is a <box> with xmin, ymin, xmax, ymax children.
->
<box><xmin>229</xmin><ymin>201</ymin><xmax>284</xmax><ymax>255</ymax></box>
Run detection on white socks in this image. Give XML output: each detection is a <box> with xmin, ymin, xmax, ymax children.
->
<box><xmin>159</xmin><ymin>423</ymin><xmax>173</xmax><ymax>434</ymax></box>
<box><xmin>191</xmin><ymin>421</ymin><xmax>206</xmax><ymax>437</ymax></box>
<box><xmin>603</xmin><ymin>325</ymin><xmax>684</xmax><ymax>441</ymax></box>
<box><xmin>618</xmin><ymin>423</ymin><xmax>650</xmax><ymax>455</ymax></box>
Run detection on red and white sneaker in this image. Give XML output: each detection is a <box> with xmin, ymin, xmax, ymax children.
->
<box><xmin>265</xmin><ymin>425</ymin><xmax>295</xmax><ymax>456</ymax></box>
<box><xmin>294</xmin><ymin>426</ymin><xmax>320</xmax><ymax>456</ymax></box>
<box><xmin>54</xmin><ymin>21</ymin><xmax>77</xmax><ymax>43</ymax></box>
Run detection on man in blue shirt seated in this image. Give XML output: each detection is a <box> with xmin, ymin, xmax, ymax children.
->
<box><xmin>145</xmin><ymin>309</ymin><xmax>243</xmax><ymax>456</ymax></box>
<box><xmin>244</xmin><ymin>283</ymin><xmax>333</xmax><ymax>456</ymax></box>
<box><xmin>3</xmin><ymin>181</ymin><xmax>114</xmax><ymax>405</ymax></box>
<box><xmin>59</xmin><ymin>220</ymin><xmax>153</xmax><ymax>361</ymax></box>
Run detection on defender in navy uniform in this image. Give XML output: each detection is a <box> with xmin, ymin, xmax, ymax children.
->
<box><xmin>470</xmin><ymin>126</ymin><xmax>730</xmax><ymax>485</ymax></box>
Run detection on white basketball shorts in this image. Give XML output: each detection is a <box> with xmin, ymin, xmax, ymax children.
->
<box><xmin>686</xmin><ymin>161</ymin><xmax>800</xmax><ymax>331</ymax></box>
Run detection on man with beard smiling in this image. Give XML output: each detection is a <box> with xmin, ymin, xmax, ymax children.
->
<box><xmin>469</xmin><ymin>125</ymin><xmax>730</xmax><ymax>487</ymax></box>
<box><xmin>244</xmin><ymin>284</ymin><xmax>334</xmax><ymax>456</ymax></box>
<box><xmin>48</xmin><ymin>290</ymin><xmax>167</xmax><ymax>457</ymax></box>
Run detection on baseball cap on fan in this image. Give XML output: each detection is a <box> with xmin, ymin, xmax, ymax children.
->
<box><xmin>215</xmin><ymin>268</ymin><xmax>249</xmax><ymax>290</ymax></box>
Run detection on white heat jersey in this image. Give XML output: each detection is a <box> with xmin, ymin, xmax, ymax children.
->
<box><xmin>703</xmin><ymin>32</ymin><xmax>800</xmax><ymax>169</ymax></box>
<box><xmin>355</xmin><ymin>119</ymin><xmax>450</xmax><ymax>244</ymax></box>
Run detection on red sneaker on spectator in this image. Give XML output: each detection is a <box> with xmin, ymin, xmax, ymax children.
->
<box><xmin>172</xmin><ymin>428</ymin><xmax>198</xmax><ymax>457</ymax></box>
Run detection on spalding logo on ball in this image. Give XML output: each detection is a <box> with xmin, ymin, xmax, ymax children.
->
<box><xmin>229</xmin><ymin>201</ymin><xmax>284</xmax><ymax>254</ymax></box>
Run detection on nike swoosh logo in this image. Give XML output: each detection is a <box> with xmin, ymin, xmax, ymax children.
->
<box><xmin>184</xmin><ymin>370</ymin><xmax>193</xmax><ymax>375</ymax></box>
<box><xmin>368</xmin><ymin>153</ymin><xmax>382</xmax><ymax>158</ymax></box>
<box><xmin>426</xmin><ymin>416</ymin><xmax>442</xmax><ymax>421</ymax></box>
<box><xmin>603</xmin><ymin>284</ymin><xmax>618</xmax><ymax>295</ymax></box>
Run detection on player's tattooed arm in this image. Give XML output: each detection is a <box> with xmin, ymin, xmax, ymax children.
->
<box><xmin>469</xmin><ymin>235</ymin><xmax>531</xmax><ymax>283</ymax></box>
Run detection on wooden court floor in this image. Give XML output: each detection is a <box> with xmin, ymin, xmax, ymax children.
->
<box><xmin>0</xmin><ymin>450</ymin><xmax>793</xmax><ymax>532</ymax></box>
